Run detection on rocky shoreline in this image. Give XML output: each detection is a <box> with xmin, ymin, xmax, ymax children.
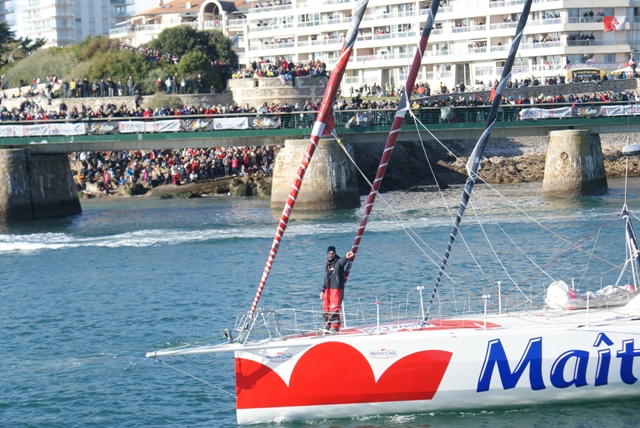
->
<box><xmin>357</xmin><ymin>133</ymin><xmax>639</xmax><ymax>193</ymax></box>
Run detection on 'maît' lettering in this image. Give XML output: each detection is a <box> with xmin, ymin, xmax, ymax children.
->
<box><xmin>477</xmin><ymin>334</ymin><xmax>639</xmax><ymax>393</ymax></box>
<box><xmin>477</xmin><ymin>337</ymin><xmax>545</xmax><ymax>392</ymax></box>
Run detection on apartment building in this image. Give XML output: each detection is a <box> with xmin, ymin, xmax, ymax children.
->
<box><xmin>0</xmin><ymin>1</ymin><xmax>8</xmax><ymax>24</ymax></box>
<box><xmin>112</xmin><ymin>0</ymin><xmax>640</xmax><ymax>91</ymax></box>
<box><xmin>15</xmin><ymin>0</ymin><xmax>131</xmax><ymax>47</ymax></box>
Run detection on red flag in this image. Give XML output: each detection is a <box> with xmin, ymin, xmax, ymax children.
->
<box><xmin>604</xmin><ymin>16</ymin><xmax>626</xmax><ymax>32</ymax></box>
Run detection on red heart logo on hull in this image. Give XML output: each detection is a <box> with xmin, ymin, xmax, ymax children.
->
<box><xmin>237</xmin><ymin>341</ymin><xmax>452</xmax><ymax>409</ymax></box>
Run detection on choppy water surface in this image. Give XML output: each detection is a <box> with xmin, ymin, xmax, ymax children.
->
<box><xmin>3</xmin><ymin>179</ymin><xmax>640</xmax><ymax>427</ymax></box>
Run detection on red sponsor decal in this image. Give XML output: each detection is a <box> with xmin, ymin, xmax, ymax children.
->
<box><xmin>236</xmin><ymin>342</ymin><xmax>452</xmax><ymax>409</ymax></box>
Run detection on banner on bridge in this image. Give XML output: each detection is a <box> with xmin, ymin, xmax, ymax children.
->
<box><xmin>213</xmin><ymin>117</ymin><xmax>250</xmax><ymax>130</ymax></box>
<box><xmin>519</xmin><ymin>107</ymin><xmax>573</xmax><ymax>120</ymax></box>
<box><xmin>0</xmin><ymin>116</ymin><xmax>284</xmax><ymax>138</ymax></box>
<box><xmin>90</xmin><ymin>122</ymin><xmax>120</xmax><ymax>135</ymax></box>
<box><xmin>51</xmin><ymin>123</ymin><xmax>86</xmax><ymax>136</ymax></box>
<box><xmin>520</xmin><ymin>104</ymin><xmax>640</xmax><ymax>120</ymax></box>
<box><xmin>249</xmin><ymin>116</ymin><xmax>282</xmax><ymax>129</ymax></box>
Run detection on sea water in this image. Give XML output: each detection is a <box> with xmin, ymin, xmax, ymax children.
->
<box><xmin>3</xmin><ymin>179</ymin><xmax>640</xmax><ymax>428</ymax></box>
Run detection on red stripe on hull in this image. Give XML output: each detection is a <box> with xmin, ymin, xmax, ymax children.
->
<box><xmin>236</xmin><ymin>342</ymin><xmax>452</xmax><ymax>409</ymax></box>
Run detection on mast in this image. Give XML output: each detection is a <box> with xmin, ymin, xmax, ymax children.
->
<box><xmin>343</xmin><ymin>0</ymin><xmax>441</xmax><ymax>284</ymax></box>
<box><xmin>245</xmin><ymin>0</ymin><xmax>370</xmax><ymax>324</ymax></box>
<box><xmin>425</xmin><ymin>0</ymin><xmax>534</xmax><ymax>319</ymax></box>
<box><xmin>622</xmin><ymin>146</ymin><xmax>640</xmax><ymax>290</ymax></box>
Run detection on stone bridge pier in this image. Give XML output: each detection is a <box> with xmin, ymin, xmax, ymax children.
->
<box><xmin>542</xmin><ymin>129</ymin><xmax>607</xmax><ymax>198</ymax></box>
<box><xmin>0</xmin><ymin>149</ymin><xmax>81</xmax><ymax>221</ymax></box>
<box><xmin>271</xmin><ymin>138</ymin><xmax>361</xmax><ymax>210</ymax></box>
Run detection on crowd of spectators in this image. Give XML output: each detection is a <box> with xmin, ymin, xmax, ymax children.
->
<box><xmin>3</xmin><ymin>82</ymin><xmax>640</xmax><ymax>124</ymax></box>
<box><xmin>231</xmin><ymin>58</ymin><xmax>327</xmax><ymax>81</ymax></box>
<box><xmin>119</xmin><ymin>43</ymin><xmax>182</xmax><ymax>66</ymax></box>
<box><xmin>71</xmin><ymin>146</ymin><xmax>277</xmax><ymax>193</ymax></box>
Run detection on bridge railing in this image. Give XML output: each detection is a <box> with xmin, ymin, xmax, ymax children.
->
<box><xmin>0</xmin><ymin>101</ymin><xmax>638</xmax><ymax>139</ymax></box>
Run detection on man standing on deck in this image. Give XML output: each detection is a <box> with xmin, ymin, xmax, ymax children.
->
<box><xmin>320</xmin><ymin>246</ymin><xmax>354</xmax><ymax>333</ymax></box>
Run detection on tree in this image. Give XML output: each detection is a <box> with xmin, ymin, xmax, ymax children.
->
<box><xmin>88</xmin><ymin>49</ymin><xmax>152</xmax><ymax>83</ymax></box>
<box><xmin>74</xmin><ymin>36</ymin><xmax>120</xmax><ymax>61</ymax></box>
<box><xmin>204</xmin><ymin>30</ymin><xmax>239</xmax><ymax>70</ymax></box>
<box><xmin>17</xmin><ymin>37</ymin><xmax>46</xmax><ymax>56</ymax></box>
<box><xmin>0</xmin><ymin>22</ymin><xmax>16</xmax><ymax>63</ymax></box>
<box><xmin>149</xmin><ymin>25</ymin><xmax>206</xmax><ymax>58</ymax></box>
<box><xmin>176</xmin><ymin>51</ymin><xmax>218</xmax><ymax>92</ymax></box>
<box><xmin>152</xmin><ymin>26</ymin><xmax>239</xmax><ymax>81</ymax></box>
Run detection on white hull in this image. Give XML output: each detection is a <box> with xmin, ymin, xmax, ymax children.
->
<box><xmin>231</xmin><ymin>302</ymin><xmax>640</xmax><ymax>424</ymax></box>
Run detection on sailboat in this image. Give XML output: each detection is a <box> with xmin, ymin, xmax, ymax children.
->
<box><xmin>146</xmin><ymin>0</ymin><xmax>640</xmax><ymax>424</ymax></box>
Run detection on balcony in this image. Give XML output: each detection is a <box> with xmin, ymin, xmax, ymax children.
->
<box><xmin>228</xmin><ymin>18</ymin><xmax>247</xmax><ymax>26</ymax></box>
<box><xmin>252</xmin><ymin>22</ymin><xmax>293</xmax><ymax>32</ymax></box>
<box><xmin>297</xmin><ymin>38</ymin><xmax>342</xmax><ymax>47</ymax></box>
<box><xmin>203</xmin><ymin>20</ymin><xmax>222</xmax><ymax>30</ymax></box>
<box><xmin>320</xmin><ymin>0</ymin><xmax>352</xmax><ymax>5</ymax></box>
<box><xmin>426</xmin><ymin>70</ymin><xmax>453</xmax><ymax>81</ymax></box>
<box><xmin>520</xmin><ymin>41</ymin><xmax>562</xmax><ymax>49</ymax></box>
<box><xmin>356</xmin><ymin>30</ymin><xmax>418</xmax><ymax>43</ymax></box>
<box><xmin>527</xmin><ymin>17</ymin><xmax>562</xmax><ymax>26</ymax></box>
<box><xmin>489</xmin><ymin>21</ymin><xmax>518</xmax><ymax>31</ymax></box>
<box><xmin>109</xmin><ymin>26</ymin><xmax>133</xmax><ymax>37</ymax></box>
<box><xmin>490</xmin><ymin>0</ymin><xmax>526</xmax><ymax>8</ymax></box>
<box><xmin>452</xmin><ymin>24</ymin><xmax>487</xmax><ymax>34</ymax></box>
<box><xmin>247</xmin><ymin>1</ymin><xmax>293</xmax><ymax>14</ymax></box>
<box><xmin>567</xmin><ymin>17</ymin><xmax>603</xmax><ymax>24</ymax></box>
<box><xmin>253</xmin><ymin>41</ymin><xmax>295</xmax><ymax>51</ymax></box>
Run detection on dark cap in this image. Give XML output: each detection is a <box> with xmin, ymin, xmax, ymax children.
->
<box><xmin>327</xmin><ymin>246</ymin><xmax>336</xmax><ymax>253</ymax></box>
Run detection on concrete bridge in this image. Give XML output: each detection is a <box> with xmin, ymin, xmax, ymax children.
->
<box><xmin>1</xmin><ymin>103</ymin><xmax>639</xmax><ymax>221</ymax></box>
<box><xmin>1</xmin><ymin>105</ymin><xmax>639</xmax><ymax>153</ymax></box>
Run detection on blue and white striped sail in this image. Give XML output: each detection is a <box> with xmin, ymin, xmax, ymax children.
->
<box><xmin>426</xmin><ymin>0</ymin><xmax>534</xmax><ymax>319</ymax></box>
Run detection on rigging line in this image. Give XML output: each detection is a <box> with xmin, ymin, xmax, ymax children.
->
<box><xmin>411</xmin><ymin>106</ymin><xmax>624</xmax><ymax>266</ymax></box>
<box><xmin>333</xmin><ymin>118</ymin><xmax>497</xmax><ymax>296</ymax></box>
<box><xmin>153</xmin><ymin>358</ymin><xmax>236</xmax><ymax>398</ymax></box>
<box><xmin>518</xmin><ymin>218</ymin><xmax>618</xmax><ymax>285</ymax></box>
<box><xmin>467</xmin><ymin>206</ymin><xmax>533</xmax><ymax>303</ymax></box>
<box><xmin>332</xmin><ymin>130</ymin><xmax>488</xmax><ymax>295</ymax></box>
<box><xmin>426</xmin><ymin>0</ymin><xmax>534</xmax><ymax>320</ymax></box>
<box><xmin>407</xmin><ymin>108</ymin><xmax>626</xmax><ymax>289</ymax></box>
<box><xmin>179</xmin><ymin>351</ymin><xmax>226</xmax><ymax>366</ymax></box>
<box><xmin>495</xmin><ymin>223</ymin><xmax>555</xmax><ymax>282</ymax></box>
<box><xmin>576</xmin><ymin>227</ymin><xmax>602</xmax><ymax>289</ymax></box>
<box><xmin>406</xmin><ymin>107</ymin><xmax>599</xmax><ymax>257</ymax></box>
<box><xmin>331</xmin><ymin>133</ymin><xmax>468</xmax><ymax>287</ymax></box>
<box><xmin>342</xmin><ymin>0</ymin><xmax>441</xmax><ymax>286</ymax></box>
<box><xmin>580</xmin><ymin>263</ymin><xmax>627</xmax><ymax>279</ymax></box>
<box><xmin>244</xmin><ymin>0</ymin><xmax>370</xmax><ymax>326</ymax></box>
<box><xmin>407</xmin><ymin>110</ymin><xmax>498</xmax><ymax>293</ymax></box>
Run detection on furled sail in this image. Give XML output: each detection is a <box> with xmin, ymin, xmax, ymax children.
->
<box><xmin>343</xmin><ymin>0</ymin><xmax>441</xmax><ymax>283</ymax></box>
<box><xmin>245</xmin><ymin>0</ymin><xmax>371</xmax><ymax>324</ymax></box>
<box><xmin>425</xmin><ymin>0</ymin><xmax>534</xmax><ymax>319</ymax></box>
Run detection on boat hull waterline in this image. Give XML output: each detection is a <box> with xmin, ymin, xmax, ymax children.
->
<box><xmin>229</xmin><ymin>309</ymin><xmax>640</xmax><ymax>424</ymax></box>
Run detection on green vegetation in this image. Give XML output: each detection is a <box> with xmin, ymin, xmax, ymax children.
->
<box><xmin>0</xmin><ymin>25</ymin><xmax>239</xmax><ymax>95</ymax></box>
